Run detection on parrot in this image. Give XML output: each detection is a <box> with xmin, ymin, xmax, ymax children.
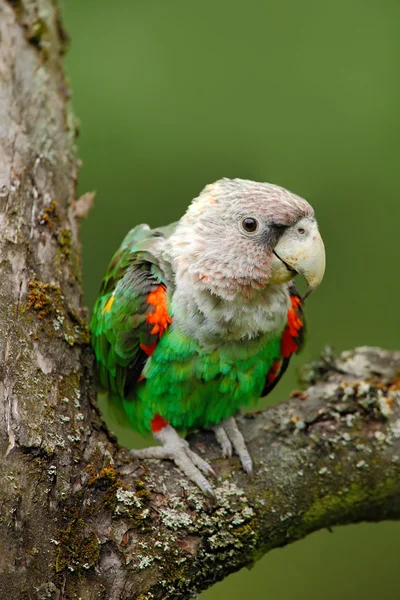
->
<box><xmin>90</xmin><ymin>178</ymin><xmax>325</xmax><ymax>497</ymax></box>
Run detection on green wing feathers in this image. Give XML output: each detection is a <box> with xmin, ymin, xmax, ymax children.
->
<box><xmin>90</xmin><ymin>225</ymin><xmax>171</xmax><ymax>399</ymax></box>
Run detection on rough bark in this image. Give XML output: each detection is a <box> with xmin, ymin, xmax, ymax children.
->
<box><xmin>0</xmin><ymin>1</ymin><xmax>399</xmax><ymax>599</ymax></box>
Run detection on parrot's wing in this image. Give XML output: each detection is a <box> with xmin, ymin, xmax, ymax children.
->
<box><xmin>90</xmin><ymin>224</ymin><xmax>173</xmax><ymax>399</ymax></box>
<box><xmin>261</xmin><ymin>282</ymin><xmax>305</xmax><ymax>397</ymax></box>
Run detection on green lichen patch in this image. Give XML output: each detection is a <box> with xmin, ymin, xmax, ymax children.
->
<box><xmin>112</xmin><ymin>482</ymin><xmax>152</xmax><ymax>529</ymax></box>
<box><xmin>296</xmin><ymin>473</ymin><xmax>400</xmax><ymax>538</ymax></box>
<box><xmin>55</xmin><ymin>518</ymin><xmax>100</xmax><ymax>574</ymax></box>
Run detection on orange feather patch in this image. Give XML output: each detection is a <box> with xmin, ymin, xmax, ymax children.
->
<box><xmin>145</xmin><ymin>285</ymin><xmax>172</xmax><ymax>335</ymax></box>
<box><xmin>140</xmin><ymin>285</ymin><xmax>172</xmax><ymax>356</ymax></box>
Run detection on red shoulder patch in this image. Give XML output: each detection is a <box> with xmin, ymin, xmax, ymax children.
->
<box><xmin>140</xmin><ymin>284</ymin><xmax>172</xmax><ymax>356</ymax></box>
<box><xmin>281</xmin><ymin>295</ymin><xmax>303</xmax><ymax>358</ymax></box>
<box><xmin>266</xmin><ymin>359</ymin><xmax>283</xmax><ymax>384</ymax></box>
<box><xmin>140</xmin><ymin>342</ymin><xmax>158</xmax><ymax>357</ymax></box>
<box><xmin>262</xmin><ymin>293</ymin><xmax>304</xmax><ymax>397</ymax></box>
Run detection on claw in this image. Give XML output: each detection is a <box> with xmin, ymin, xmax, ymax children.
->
<box><xmin>213</xmin><ymin>416</ymin><xmax>253</xmax><ymax>475</ymax></box>
<box><xmin>186</xmin><ymin>446</ymin><xmax>217</xmax><ymax>479</ymax></box>
<box><xmin>130</xmin><ymin>424</ymin><xmax>216</xmax><ymax>499</ymax></box>
<box><xmin>212</xmin><ymin>424</ymin><xmax>232</xmax><ymax>458</ymax></box>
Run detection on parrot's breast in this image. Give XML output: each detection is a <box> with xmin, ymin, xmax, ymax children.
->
<box><xmin>122</xmin><ymin>323</ymin><xmax>282</xmax><ymax>433</ymax></box>
<box><xmin>169</xmin><ymin>280</ymin><xmax>291</xmax><ymax>347</ymax></box>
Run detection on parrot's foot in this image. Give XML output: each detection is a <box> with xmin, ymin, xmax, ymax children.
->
<box><xmin>212</xmin><ymin>416</ymin><xmax>253</xmax><ymax>475</ymax></box>
<box><xmin>130</xmin><ymin>424</ymin><xmax>217</xmax><ymax>499</ymax></box>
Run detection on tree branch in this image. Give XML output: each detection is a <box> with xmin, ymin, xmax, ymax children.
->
<box><xmin>0</xmin><ymin>1</ymin><xmax>399</xmax><ymax>599</ymax></box>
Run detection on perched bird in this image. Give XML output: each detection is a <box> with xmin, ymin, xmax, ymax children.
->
<box><xmin>91</xmin><ymin>178</ymin><xmax>325</xmax><ymax>497</ymax></box>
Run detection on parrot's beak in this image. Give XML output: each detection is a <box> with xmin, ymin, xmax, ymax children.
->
<box><xmin>272</xmin><ymin>219</ymin><xmax>326</xmax><ymax>300</ymax></box>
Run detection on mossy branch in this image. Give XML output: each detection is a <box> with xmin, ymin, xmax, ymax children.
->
<box><xmin>0</xmin><ymin>1</ymin><xmax>399</xmax><ymax>599</ymax></box>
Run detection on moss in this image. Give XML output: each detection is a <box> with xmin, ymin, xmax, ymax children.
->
<box><xmin>57</xmin><ymin>228</ymin><xmax>72</xmax><ymax>258</ymax></box>
<box><xmin>6</xmin><ymin>0</ymin><xmax>23</xmax><ymax>19</ymax></box>
<box><xmin>68</xmin><ymin>308</ymin><xmax>90</xmax><ymax>345</ymax></box>
<box><xmin>125</xmin><ymin>509</ymin><xmax>152</xmax><ymax>532</ymax></box>
<box><xmin>56</xmin><ymin>370</ymin><xmax>81</xmax><ymax>411</ymax></box>
<box><xmin>134</xmin><ymin>480</ymin><xmax>152</xmax><ymax>505</ymax></box>
<box><xmin>88</xmin><ymin>464</ymin><xmax>118</xmax><ymax>487</ymax></box>
<box><xmin>87</xmin><ymin>466</ymin><xmax>153</xmax><ymax>529</ymax></box>
<box><xmin>301</xmin><ymin>489</ymin><xmax>351</xmax><ymax>527</ymax></box>
<box><xmin>102</xmin><ymin>483</ymin><xmax>121</xmax><ymax>513</ymax></box>
<box><xmin>40</xmin><ymin>200</ymin><xmax>60</xmax><ymax>230</ymax></box>
<box><xmin>55</xmin><ymin>518</ymin><xmax>100</xmax><ymax>573</ymax></box>
<box><xmin>389</xmin><ymin>374</ymin><xmax>400</xmax><ymax>391</ymax></box>
<box><xmin>87</xmin><ymin>463</ymin><xmax>122</xmax><ymax>513</ymax></box>
<box><xmin>26</xmin><ymin>278</ymin><xmax>89</xmax><ymax>345</ymax></box>
<box><xmin>39</xmin><ymin>200</ymin><xmax>82</xmax><ymax>284</ymax></box>
<box><xmin>54</xmin><ymin>227</ymin><xmax>83</xmax><ymax>286</ymax></box>
<box><xmin>69</xmin><ymin>465</ymin><xmax>151</xmax><ymax>539</ymax></box>
<box><xmin>27</xmin><ymin>280</ymin><xmax>62</xmax><ymax>320</ymax></box>
<box><xmin>28</xmin><ymin>18</ymin><xmax>49</xmax><ymax>49</ymax></box>
<box><xmin>295</xmin><ymin>475</ymin><xmax>400</xmax><ymax>538</ymax></box>
<box><xmin>232</xmin><ymin>519</ymin><xmax>258</xmax><ymax>545</ymax></box>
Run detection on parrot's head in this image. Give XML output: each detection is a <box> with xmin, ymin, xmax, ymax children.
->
<box><xmin>170</xmin><ymin>178</ymin><xmax>325</xmax><ymax>300</ymax></box>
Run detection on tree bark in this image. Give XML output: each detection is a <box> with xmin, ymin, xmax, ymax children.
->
<box><xmin>0</xmin><ymin>2</ymin><xmax>399</xmax><ymax>599</ymax></box>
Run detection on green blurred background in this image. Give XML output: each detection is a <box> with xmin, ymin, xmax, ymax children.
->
<box><xmin>63</xmin><ymin>1</ymin><xmax>400</xmax><ymax>597</ymax></box>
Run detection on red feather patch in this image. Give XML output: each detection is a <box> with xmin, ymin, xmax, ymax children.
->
<box><xmin>267</xmin><ymin>359</ymin><xmax>282</xmax><ymax>384</ymax></box>
<box><xmin>281</xmin><ymin>295</ymin><xmax>303</xmax><ymax>358</ymax></box>
<box><xmin>151</xmin><ymin>414</ymin><xmax>168</xmax><ymax>433</ymax></box>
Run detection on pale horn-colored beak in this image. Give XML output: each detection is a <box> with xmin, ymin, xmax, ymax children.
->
<box><xmin>273</xmin><ymin>220</ymin><xmax>326</xmax><ymax>300</ymax></box>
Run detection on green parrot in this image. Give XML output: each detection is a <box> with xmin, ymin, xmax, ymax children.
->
<box><xmin>91</xmin><ymin>178</ymin><xmax>325</xmax><ymax>497</ymax></box>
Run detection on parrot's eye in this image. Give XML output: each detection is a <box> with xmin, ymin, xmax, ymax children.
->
<box><xmin>241</xmin><ymin>217</ymin><xmax>259</xmax><ymax>234</ymax></box>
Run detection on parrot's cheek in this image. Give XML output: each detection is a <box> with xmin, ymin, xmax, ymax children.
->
<box><xmin>268</xmin><ymin>255</ymin><xmax>296</xmax><ymax>285</ymax></box>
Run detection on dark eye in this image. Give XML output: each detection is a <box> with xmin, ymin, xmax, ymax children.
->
<box><xmin>241</xmin><ymin>217</ymin><xmax>259</xmax><ymax>233</ymax></box>
<box><xmin>297</xmin><ymin>227</ymin><xmax>305</xmax><ymax>235</ymax></box>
